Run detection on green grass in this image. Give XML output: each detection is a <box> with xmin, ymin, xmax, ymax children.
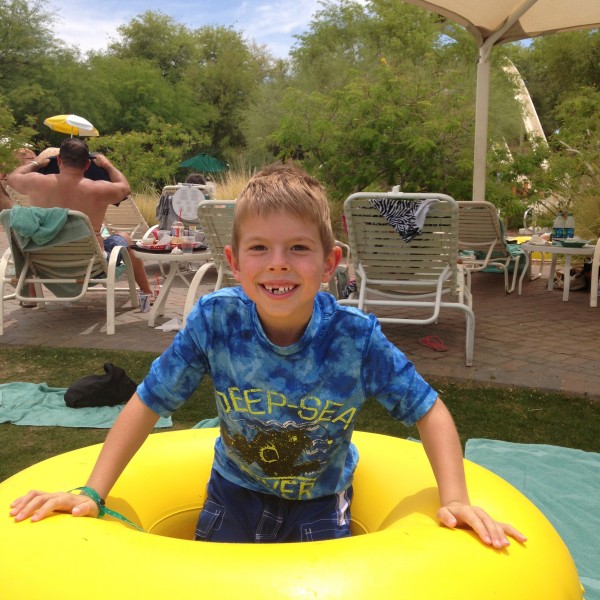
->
<box><xmin>1</xmin><ymin>346</ymin><xmax>598</xmax><ymax>483</ymax></box>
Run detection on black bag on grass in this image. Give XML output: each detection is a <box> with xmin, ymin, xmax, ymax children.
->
<box><xmin>65</xmin><ymin>363</ymin><xmax>137</xmax><ymax>408</ymax></box>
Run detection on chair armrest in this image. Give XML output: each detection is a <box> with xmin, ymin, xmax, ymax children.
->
<box><xmin>183</xmin><ymin>262</ymin><xmax>218</xmax><ymax>323</ymax></box>
<box><xmin>590</xmin><ymin>239</ymin><xmax>600</xmax><ymax>307</ymax></box>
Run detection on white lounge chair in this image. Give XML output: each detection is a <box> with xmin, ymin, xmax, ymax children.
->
<box><xmin>341</xmin><ymin>192</ymin><xmax>475</xmax><ymax>366</ymax></box>
<box><xmin>0</xmin><ymin>208</ymin><xmax>139</xmax><ymax>335</ymax></box>
<box><xmin>457</xmin><ymin>200</ymin><xmax>528</xmax><ymax>294</ymax></box>
<box><xmin>103</xmin><ymin>196</ymin><xmax>152</xmax><ymax>241</ymax></box>
<box><xmin>157</xmin><ymin>184</ymin><xmax>208</xmax><ymax>233</ymax></box>
<box><xmin>589</xmin><ymin>237</ymin><xmax>600</xmax><ymax>308</ymax></box>
<box><xmin>183</xmin><ymin>200</ymin><xmax>237</xmax><ymax>322</ymax></box>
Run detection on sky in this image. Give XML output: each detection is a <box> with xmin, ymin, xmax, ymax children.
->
<box><xmin>45</xmin><ymin>0</ymin><xmax>329</xmax><ymax>59</ymax></box>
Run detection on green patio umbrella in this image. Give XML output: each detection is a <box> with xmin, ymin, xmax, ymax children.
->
<box><xmin>179</xmin><ymin>153</ymin><xmax>228</xmax><ymax>173</ymax></box>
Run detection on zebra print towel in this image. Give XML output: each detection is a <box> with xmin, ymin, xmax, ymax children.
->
<box><xmin>369</xmin><ymin>198</ymin><xmax>438</xmax><ymax>243</ymax></box>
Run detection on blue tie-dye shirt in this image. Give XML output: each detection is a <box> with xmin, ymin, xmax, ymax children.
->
<box><xmin>138</xmin><ymin>287</ymin><xmax>437</xmax><ymax>500</ymax></box>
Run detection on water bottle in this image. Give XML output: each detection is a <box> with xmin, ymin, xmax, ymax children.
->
<box><xmin>552</xmin><ymin>213</ymin><xmax>565</xmax><ymax>240</ymax></box>
<box><xmin>564</xmin><ymin>213</ymin><xmax>575</xmax><ymax>239</ymax></box>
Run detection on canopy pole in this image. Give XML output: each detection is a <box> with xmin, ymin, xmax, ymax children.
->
<box><xmin>471</xmin><ymin>0</ymin><xmax>541</xmax><ymax>201</ymax></box>
<box><xmin>472</xmin><ymin>48</ymin><xmax>491</xmax><ymax>202</ymax></box>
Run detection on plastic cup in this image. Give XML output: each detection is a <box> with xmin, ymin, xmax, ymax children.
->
<box><xmin>181</xmin><ymin>235</ymin><xmax>195</xmax><ymax>254</ymax></box>
<box><xmin>138</xmin><ymin>292</ymin><xmax>150</xmax><ymax>313</ymax></box>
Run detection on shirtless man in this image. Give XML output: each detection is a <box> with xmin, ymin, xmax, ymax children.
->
<box><xmin>7</xmin><ymin>138</ymin><xmax>153</xmax><ymax>297</ymax></box>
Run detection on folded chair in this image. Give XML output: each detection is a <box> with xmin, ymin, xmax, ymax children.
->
<box><xmin>341</xmin><ymin>192</ymin><xmax>475</xmax><ymax>366</ymax></box>
<box><xmin>457</xmin><ymin>200</ymin><xmax>528</xmax><ymax>294</ymax></box>
<box><xmin>183</xmin><ymin>200</ymin><xmax>237</xmax><ymax>322</ymax></box>
<box><xmin>0</xmin><ymin>207</ymin><xmax>139</xmax><ymax>335</ymax></box>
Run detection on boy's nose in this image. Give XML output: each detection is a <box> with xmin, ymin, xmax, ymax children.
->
<box><xmin>268</xmin><ymin>249</ymin><xmax>290</xmax><ymax>271</ymax></box>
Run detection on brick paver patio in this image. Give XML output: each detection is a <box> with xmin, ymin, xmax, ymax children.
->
<box><xmin>2</xmin><ymin>228</ymin><xmax>599</xmax><ymax>399</ymax></box>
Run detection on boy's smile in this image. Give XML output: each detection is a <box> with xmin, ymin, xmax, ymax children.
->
<box><xmin>225</xmin><ymin>211</ymin><xmax>340</xmax><ymax>346</ymax></box>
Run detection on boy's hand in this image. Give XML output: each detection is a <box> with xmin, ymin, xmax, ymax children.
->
<box><xmin>10</xmin><ymin>490</ymin><xmax>99</xmax><ymax>522</ymax></box>
<box><xmin>437</xmin><ymin>501</ymin><xmax>527</xmax><ymax>548</ymax></box>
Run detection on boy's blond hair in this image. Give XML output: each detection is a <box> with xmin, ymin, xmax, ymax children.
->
<box><xmin>231</xmin><ymin>164</ymin><xmax>335</xmax><ymax>255</ymax></box>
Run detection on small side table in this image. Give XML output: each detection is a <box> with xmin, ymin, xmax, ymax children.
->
<box><xmin>519</xmin><ymin>243</ymin><xmax>595</xmax><ymax>302</ymax></box>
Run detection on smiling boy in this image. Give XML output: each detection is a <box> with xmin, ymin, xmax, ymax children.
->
<box><xmin>11</xmin><ymin>165</ymin><xmax>525</xmax><ymax>548</ymax></box>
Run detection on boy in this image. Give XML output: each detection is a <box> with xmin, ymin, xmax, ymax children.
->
<box><xmin>11</xmin><ymin>165</ymin><xmax>525</xmax><ymax>548</ymax></box>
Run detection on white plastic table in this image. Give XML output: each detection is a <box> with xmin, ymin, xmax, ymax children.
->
<box><xmin>519</xmin><ymin>242</ymin><xmax>595</xmax><ymax>302</ymax></box>
<box><xmin>132</xmin><ymin>247</ymin><xmax>212</xmax><ymax>326</ymax></box>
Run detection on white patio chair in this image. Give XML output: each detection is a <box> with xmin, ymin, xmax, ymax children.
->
<box><xmin>341</xmin><ymin>192</ymin><xmax>475</xmax><ymax>366</ymax></box>
<box><xmin>457</xmin><ymin>200</ymin><xmax>528</xmax><ymax>294</ymax></box>
<box><xmin>0</xmin><ymin>208</ymin><xmax>138</xmax><ymax>335</ymax></box>
<box><xmin>103</xmin><ymin>196</ymin><xmax>151</xmax><ymax>241</ymax></box>
<box><xmin>589</xmin><ymin>237</ymin><xmax>600</xmax><ymax>308</ymax></box>
<box><xmin>157</xmin><ymin>184</ymin><xmax>209</xmax><ymax>233</ymax></box>
<box><xmin>183</xmin><ymin>200</ymin><xmax>237</xmax><ymax>322</ymax></box>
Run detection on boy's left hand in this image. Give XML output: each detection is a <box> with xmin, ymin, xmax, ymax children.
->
<box><xmin>437</xmin><ymin>501</ymin><xmax>527</xmax><ymax>548</ymax></box>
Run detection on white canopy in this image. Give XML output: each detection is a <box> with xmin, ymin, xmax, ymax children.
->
<box><xmin>402</xmin><ymin>0</ymin><xmax>600</xmax><ymax>199</ymax></box>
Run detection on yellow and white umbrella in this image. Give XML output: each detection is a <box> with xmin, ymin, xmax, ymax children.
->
<box><xmin>43</xmin><ymin>114</ymin><xmax>99</xmax><ymax>137</ymax></box>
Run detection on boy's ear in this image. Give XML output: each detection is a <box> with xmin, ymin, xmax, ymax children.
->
<box><xmin>321</xmin><ymin>244</ymin><xmax>343</xmax><ymax>283</ymax></box>
<box><xmin>224</xmin><ymin>245</ymin><xmax>242</xmax><ymax>282</ymax></box>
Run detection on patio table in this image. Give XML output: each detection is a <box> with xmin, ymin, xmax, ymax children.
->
<box><xmin>132</xmin><ymin>247</ymin><xmax>212</xmax><ymax>327</ymax></box>
<box><xmin>519</xmin><ymin>242</ymin><xmax>595</xmax><ymax>303</ymax></box>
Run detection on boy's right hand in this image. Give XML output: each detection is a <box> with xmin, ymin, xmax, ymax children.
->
<box><xmin>10</xmin><ymin>490</ymin><xmax>99</xmax><ymax>522</ymax></box>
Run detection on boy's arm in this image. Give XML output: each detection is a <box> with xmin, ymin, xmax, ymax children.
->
<box><xmin>10</xmin><ymin>393</ymin><xmax>159</xmax><ymax>522</ymax></box>
<box><xmin>417</xmin><ymin>397</ymin><xmax>527</xmax><ymax>548</ymax></box>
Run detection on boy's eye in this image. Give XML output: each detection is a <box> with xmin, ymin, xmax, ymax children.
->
<box><xmin>291</xmin><ymin>244</ymin><xmax>309</xmax><ymax>251</ymax></box>
<box><xmin>249</xmin><ymin>244</ymin><xmax>267</xmax><ymax>251</ymax></box>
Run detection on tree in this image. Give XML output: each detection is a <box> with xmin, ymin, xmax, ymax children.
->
<box><xmin>88</xmin><ymin>116</ymin><xmax>208</xmax><ymax>191</ymax></box>
<box><xmin>532</xmin><ymin>87</ymin><xmax>600</xmax><ymax>238</ymax></box>
<box><xmin>242</xmin><ymin>59</ymin><xmax>292</xmax><ymax>168</ymax></box>
<box><xmin>108</xmin><ymin>13</ymin><xmax>269</xmax><ymax>157</ymax></box>
<box><xmin>0</xmin><ymin>0</ymin><xmax>73</xmax><ymax>143</ymax></box>
<box><xmin>80</xmin><ymin>54</ymin><xmax>213</xmax><ymax>134</ymax></box>
<box><xmin>0</xmin><ymin>0</ymin><xmax>59</xmax><ymax>87</ymax></box>
<box><xmin>0</xmin><ymin>95</ymin><xmax>37</xmax><ymax>172</ymax></box>
<box><xmin>506</xmin><ymin>32</ymin><xmax>600</xmax><ymax>232</ymax></box>
<box><xmin>109</xmin><ymin>12</ymin><xmax>198</xmax><ymax>84</ymax></box>
<box><xmin>513</xmin><ymin>30</ymin><xmax>600</xmax><ymax>135</ymax></box>
<box><xmin>268</xmin><ymin>0</ymin><xmax>522</xmax><ymax>203</ymax></box>
<box><xmin>184</xmin><ymin>26</ymin><xmax>268</xmax><ymax>157</ymax></box>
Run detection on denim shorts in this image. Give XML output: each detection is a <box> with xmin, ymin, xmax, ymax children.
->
<box><xmin>103</xmin><ymin>234</ymin><xmax>129</xmax><ymax>266</ymax></box>
<box><xmin>195</xmin><ymin>468</ymin><xmax>353</xmax><ymax>543</ymax></box>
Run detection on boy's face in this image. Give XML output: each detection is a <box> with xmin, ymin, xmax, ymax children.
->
<box><xmin>225</xmin><ymin>210</ymin><xmax>341</xmax><ymax>346</ymax></box>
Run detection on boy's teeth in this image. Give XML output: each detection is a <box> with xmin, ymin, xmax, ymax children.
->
<box><xmin>265</xmin><ymin>285</ymin><xmax>294</xmax><ymax>294</ymax></box>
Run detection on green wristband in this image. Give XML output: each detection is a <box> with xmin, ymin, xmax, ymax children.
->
<box><xmin>69</xmin><ymin>486</ymin><xmax>144</xmax><ymax>532</ymax></box>
<box><xmin>72</xmin><ymin>486</ymin><xmax>105</xmax><ymax>514</ymax></box>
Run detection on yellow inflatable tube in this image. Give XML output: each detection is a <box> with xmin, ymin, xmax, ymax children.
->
<box><xmin>0</xmin><ymin>429</ymin><xmax>584</xmax><ymax>599</ymax></box>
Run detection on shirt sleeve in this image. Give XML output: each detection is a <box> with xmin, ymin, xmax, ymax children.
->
<box><xmin>137</xmin><ymin>302</ymin><xmax>211</xmax><ymax>417</ymax></box>
<box><xmin>361</xmin><ymin>319</ymin><xmax>438</xmax><ymax>426</ymax></box>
